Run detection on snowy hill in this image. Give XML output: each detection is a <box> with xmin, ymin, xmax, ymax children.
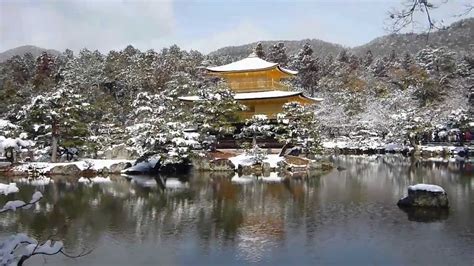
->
<box><xmin>209</xmin><ymin>18</ymin><xmax>474</xmax><ymax>59</ymax></box>
<box><xmin>0</xmin><ymin>45</ymin><xmax>61</xmax><ymax>63</ymax></box>
<box><xmin>353</xmin><ymin>18</ymin><xmax>474</xmax><ymax>57</ymax></box>
<box><xmin>209</xmin><ymin>39</ymin><xmax>345</xmax><ymax>60</ymax></box>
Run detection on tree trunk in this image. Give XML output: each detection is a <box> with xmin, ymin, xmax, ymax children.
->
<box><xmin>51</xmin><ymin>121</ymin><xmax>59</xmax><ymax>163</ymax></box>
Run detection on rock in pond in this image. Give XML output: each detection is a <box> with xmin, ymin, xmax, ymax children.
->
<box><xmin>48</xmin><ymin>164</ymin><xmax>82</xmax><ymax>176</ymax></box>
<box><xmin>397</xmin><ymin>184</ymin><xmax>449</xmax><ymax>208</ymax></box>
<box><xmin>209</xmin><ymin>158</ymin><xmax>235</xmax><ymax>171</ymax></box>
<box><xmin>108</xmin><ymin>162</ymin><xmax>132</xmax><ymax>173</ymax></box>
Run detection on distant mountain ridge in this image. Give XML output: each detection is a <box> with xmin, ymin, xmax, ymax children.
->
<box><xmin>0</xmin><ymin>45</ymin><xmax>61</xmax><ymax>63</ymax></box>
<box><xmin>209</xmin><ymin>18</ymin><xmax>474</xmax><ymax>59</ymax></box>
<box><xmin>1</xmin><ymin>18</ymin><xmax>473</xmax><ymax>63</ymax></box>
<box><xmin>209</xmin><ymin>39</ymin><xmax>346</xmax><ymax>60</ymax></box>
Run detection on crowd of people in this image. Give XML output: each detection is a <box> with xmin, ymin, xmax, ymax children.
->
<box><xmin>419</xmin><ymin>128</ymin><xmax>473</xmax><ymax>145</ymax></box>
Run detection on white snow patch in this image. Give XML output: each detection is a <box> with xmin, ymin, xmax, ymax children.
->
<box><xmin>409</xmin><ymin>184</ymin><xmax>445</xmax><ymax>193</ymax></box>
<box><xmin>207</xmin><ymin>55</ymin><xmax>279</xmax><ymax>72</ymax></box>
<box><xmin>1</xmin><ymin>200</ymin><xmax>26</xmax><ymax>212</ymax></box>
<box><xmin>228</xmin><ymin>154</ymin><xmax>283</xmax><ymax>169</ymax></box>
<box><xmin>13</xmin><ymin>159</ymin><xmax>132</xmax><ymax>174</ymax></box>
<box><xmin>0</xmin><ymin>183</ymin><xmax>19</xmax><ymax>195</ymax></box>
<box><xmin>25</xmin><ymin>240</ymin><xmax>63</xmax><ymax>256</ymax></box>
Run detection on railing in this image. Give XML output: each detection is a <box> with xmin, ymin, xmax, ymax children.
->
<box><xmin>229</xmin><ymin>80</ymin><xmax>288</xmax><ymax>91</ymax></box>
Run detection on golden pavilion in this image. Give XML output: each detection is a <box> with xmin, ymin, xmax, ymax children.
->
<box><xmin>179</xmin><ymin>53</ymin><xmax>322</xmax><ymax>119</ymax></box>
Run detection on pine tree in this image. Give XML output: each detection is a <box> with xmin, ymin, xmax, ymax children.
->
<box><xmin>364</xmin><ymin>50</ymin><xmax>374</xmax><ymax>67</ymax></box>
<box><xmin>294</xmin><ymin>43</ymin><xmax>320</xmax><ymax>96</ymax></box>
<box><xmin>190</xmin><ymin>81</ymin><xmax>245</xmax><ymax>144</ymax></box>
<box><xmin>275</xmin><ymin>102</ymin><xmax>321</xmax><ymax>156</ymax></box>
<box><xmin>254</xmin><ymin>42</ymin><xmax>265</xmax><ymax>59</ymax></box>
<box><xmin>267</xmin><ymin>42</ymin><xmax>288</xmax><ymax>66</ymax></box>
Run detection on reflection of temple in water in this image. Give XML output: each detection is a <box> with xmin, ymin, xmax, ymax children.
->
<box><xmin>1</xmin><ymin>156</ymin><xmax>472</xmax><ymax>264</ymax></box>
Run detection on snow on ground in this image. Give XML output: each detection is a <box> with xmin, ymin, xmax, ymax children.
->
<box><xmin>13</xmin><ymin>159</ymin><xmax>133</xmax><ymax>174</ymax></box>
<box><xmin>228</xmin><ymin>154</ymin><xmax>283</xmax><ymax>169</ymax></box>
<box><xmin>409</xmin><ymin>184</ymin><xmax>445</xmax><ymax>193</ymax></box>
<box><xmin>0</xmin><ymin>183</ymin><xmax>19</xmax><ymax>195</ymax></box>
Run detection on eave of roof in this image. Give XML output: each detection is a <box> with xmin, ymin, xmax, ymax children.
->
<box><xmin>178</xmin><ymin>90</ymin><xmax>322</xmax><ymax>102</ymax></box>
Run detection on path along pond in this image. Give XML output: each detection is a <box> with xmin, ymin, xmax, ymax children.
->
<box><xmin>1</xmin><ymin>155</ymin><xmax>473</xmax><ymax>265</ymax></box>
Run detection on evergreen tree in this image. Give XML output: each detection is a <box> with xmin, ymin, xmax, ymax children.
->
<box><xmin>236</xmin><ymin>114</ymin><xmax>274</xmax><ymax>147</ymax></box>
<box><xmin>190</xmin><ymin>81</ymin><xmax>245</xmax><ymax>144</ymax></box>
<box><xmin>364</xmin><ymin>50</ymin><xmax>374</xmax><ymax>67</ymax></box>
<box><xmin>275</xmin><ymin>102</ymin><xmax>321</xmax><ymax>156</ymax></box>
<box><xmin>294</xmin><ymin>43</ymin><xmax>320</xmax><ymax>96</ymax></box>
<box><xmin>254</xmin><ymin>42</ymin><xmax>265</xmax><ymax>59</ymax></box>
<box><xmin>267</xmin><ymin>42</ymin><xmax>288</xmax><ymax>66</ymax></box>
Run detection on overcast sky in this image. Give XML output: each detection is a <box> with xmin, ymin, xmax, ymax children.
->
<box><xmin>1</xmin><ymin>0</ymin><xmax>472</xmax><ymax>54</ymax></box>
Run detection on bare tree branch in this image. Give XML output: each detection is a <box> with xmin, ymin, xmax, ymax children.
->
<box><xmin>388</xmin><ymin>0</ymin><xmax>442</xmax><ymax>33</ymax></box>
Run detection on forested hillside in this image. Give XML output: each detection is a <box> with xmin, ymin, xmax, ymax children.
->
<box><xmin>210</xmin><ymin>18</ymin><xmax>474</xmax><ymax>59</ymax></box>
<box><xmin>0</xmin><ymin>18</ymin><xmax>472</xmax><ymax>160</ymax></box>
<box><xmin>0</xmin><ymin>45</ymin><xmax>61</xmax><ymax>63</ymax></box>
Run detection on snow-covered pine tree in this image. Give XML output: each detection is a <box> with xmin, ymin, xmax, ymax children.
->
<box><xmin>294</xmin><ymin>43</ymin><xmax>320</xmax><ymax>96</ymax></box>
<box><xmin>276</xmin><ymin>102</ymin><xmax>322</xmax><ymax>156</ymax></box>
<box><xmin>267</xmin><ymin>42</ymin><xmax>288</xmax><ymax>66</ymax></box>
<box><xmin>236</xmin><ymin>114</ymin><xmax>274</xmax><ymax>147</ymax></box>
<box><xmin>190</xmin><ymin>81</ymin><xmax>244</xmax><ymax>146</ymax></box>
<box><xmin>364</xmin><ymin>50</ymin><xmax>374</xmax><ymax>68</ymax></box>
<box><xmin>254</xmin><ymin>42</ymin><xmax>265</xmax><ymax>59</ymax></box>
<box><xmin>21</xmin><ymin>56</ymin><xmax>92</xmax><ymax>162</ymax></box>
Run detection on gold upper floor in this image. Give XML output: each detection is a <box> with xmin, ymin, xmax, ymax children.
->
<box><xmin>209</xmin><ymin>68</ymin><xmax>293</xmax><ymax>92</ymax></box>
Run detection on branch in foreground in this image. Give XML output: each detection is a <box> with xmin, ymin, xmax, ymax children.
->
<box><xmin>0</xmin><ymin>191</ymin><xmax>43</xmax><ymax>213</ymax></box>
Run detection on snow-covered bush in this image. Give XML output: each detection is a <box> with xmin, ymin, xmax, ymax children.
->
<box><xmin>245</xmin><ymin>145</ymin><xmax>267</xmax><ymax>164</ymax></box>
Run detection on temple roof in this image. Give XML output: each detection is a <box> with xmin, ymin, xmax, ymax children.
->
<box><xmin>206</xmin><ymin>53</ymin><xmax>298</xmax><ymax>75</ymax></box>
<box><xmin>178</xmin><ymin>90</ymin><xmax>322</xmax><ymax>102</ymax></box>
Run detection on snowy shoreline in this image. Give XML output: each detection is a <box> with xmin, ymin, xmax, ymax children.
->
<box><xmin>2</xmin><ymin>159</ymin><xmax>133</xmax><ymax>177</ymax></box>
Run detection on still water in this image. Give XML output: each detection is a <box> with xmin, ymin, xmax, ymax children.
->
<box><xmin>1</xmin><ymin>155</ymin><xmax>473</xmax><ymax>265</ymax></box>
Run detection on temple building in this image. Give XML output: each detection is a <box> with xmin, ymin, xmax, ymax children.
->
<box><xmin>179</xmin><ymin>53</ymin><xmax>322</xmax><ymax>119</ymax></box>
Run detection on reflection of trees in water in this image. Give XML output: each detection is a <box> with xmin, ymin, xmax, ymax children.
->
<box><xmin>328</xmin><ymin>155</ymin><xmax>472</xmax><ymax>202</ymax></box>
<box><xmin>0</xmin><ymin>157</ymin><xmax>471</xmax><ymax>261</ymax></box>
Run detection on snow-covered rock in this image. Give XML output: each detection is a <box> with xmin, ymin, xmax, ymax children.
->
<box><xmin>49</xmin><ymin>164</ymin><xmax>81</xmax><ymax>176</ymax></box>
<box><xmin>122</xmin><ymin>156</ymin><xmax>161</xmax><ymax>174</ymax></box>
<box><xmin>398</xmin><ymin>183</ymin><xmax>449</xmax><ymax>208</ymax></box>
<box><xmin>0</xmin><ymin>183</ymin><xmax>19</xmax><ymax>195</ymax></box>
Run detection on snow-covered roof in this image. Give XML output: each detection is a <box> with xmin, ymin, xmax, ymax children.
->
<box><xmin>179</xmin><ymin>90</ymin><xmax>323</xmax><ymax>101</ymax></box>
<box><xmin>207</xmin><ymin>54</ymin><xmax>298</xmax><ymax>75</ymax></box>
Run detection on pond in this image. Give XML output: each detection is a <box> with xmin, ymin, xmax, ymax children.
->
<box><xmin>1</xmin><ymin>155</ymin><xmax>473</xmax><ymax>265</ymax></box>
